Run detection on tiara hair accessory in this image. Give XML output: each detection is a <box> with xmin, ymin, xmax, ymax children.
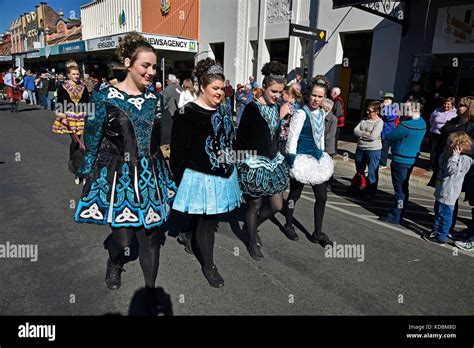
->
<box><xmin>316</xmin><ymin>79</ymin><xmax>326</xmax><ymax>85</ymax></box>
<box><xmin>206</xmin><ymin>64</ymin><xmax>224</xmax><ymax>75</ymax></box>
<box><xmin>269</xmin><ymin>73</ymin><xmax>285</xmax><ymax>80</ymax></box>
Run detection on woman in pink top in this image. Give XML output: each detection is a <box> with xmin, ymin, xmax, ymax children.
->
<box><xmin>429</xmin><ymin>97</ymin><xmax>457</xmax><ymax>170</ymax></box>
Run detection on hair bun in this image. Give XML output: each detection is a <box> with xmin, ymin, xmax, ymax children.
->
<box><xmin>65</xmin><ymin>60</ymin><xmax>78</xmax><ymax>68</ymax></box>
<box><xmin>311</xmin><ymin>74</ymin><xmax>330</xmax><ymax>89</ymax></box>
<box><xmin>116</xmin><ymin>31</ymin><xmax>150</xmax><ymax>64</ymax></box>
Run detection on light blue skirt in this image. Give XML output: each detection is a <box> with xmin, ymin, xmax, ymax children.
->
<box><xmin>172</xmin><ymin>168</ymin><xmax>242</xmax><ymax>215</ymax></box>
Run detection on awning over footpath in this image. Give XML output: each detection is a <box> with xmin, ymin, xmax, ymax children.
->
<box><xmin>333</xmin><ymin>0</ymin><xmax>407</xmax><ymax>26</ymax></box>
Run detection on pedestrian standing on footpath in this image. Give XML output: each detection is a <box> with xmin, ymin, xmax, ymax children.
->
<box><xmin>0</xmin><ymin>72</ymin><xmax>5</xmax><ymax>100</ymax></box>
<box><xmin>428</xmin><ymin>96</ymin><xmax>474</xmax><ymax>230</ymax></box>
<box><xmin>352</xmin><ymin>101</ymin><xmax>384</xmax><ymax>199</ymax></box>
<box><xmin>170</xmin><ymin>58</ymin><xmax>241</xmax><ymax>288</ymax></box>
<box><xmin>177</xmin><ymin>78</ymin><xmax>197</xmax><ymax>108</ymax></box>
<box><xmin>23</xmin><ymin>70</ymin><xmax>37</xmax><ymax>105</ymax></box>
<box><xmin>4</xmin><ymin>66</ymin><xmax>21</xmax><ymax>113</ymax></box>
<box><xmin>83</xmin><ymin>74</ymin><xmax>95</xmax><ymax>96</ymax></box>
<box><xmin>282</xmin><ymin>76</ymin><xmax>334</xmax><ymax>245</ymax></box>
<box><xmin>236</xmin><ymin>84</ymin><xmax>252</xmax><ymax>126</ymax></box>
<box><xmin>379</xmin><ymin>93</ymin><xmax>399</xmax><ymax>169</ymax></box>
<box><xmin>47</xmin><ymin>73</ymin><xmax>57</xmax><ymax>111</ymax></box>
<box><xmin>51</xmin><ymin>61</ymin><xmax>89</xmax><ymax>184</ymax></box>
<box><xmin>236</xmin><ymin>61</ymin><xmax>289</xmax><ymax>260</ymax></box>
<box><xmin>38</xmin><ymin>71</ymin><xmax>49</xmax><ymax>109</ymax></box>
<box><xmin>224</xmin><ymin>79</ymin><xmax>234</xmax><ymax>112</ymax></box>
<box><xmin>425</xmin><ymin>131</ymin><xmax>473</xmax><ymax>245</ymax></box>
<box><xmin>75</xmin><ymin>33</ymin><xmax>177</xmax><ymax>306</ymax></box>
<box><xmin>161</xmin><ymin>74</ymin><xmax>181</xmax><ymax>159</ymax></box>
<box><xmin>428</xmin><ymin>97</ymin><xmax>457</xmax><ymax>170</ymax></box>
<box><xmin>331</xmin><ymin>87</ymin><xmax>345</xmax><ymax>154</ymax></box>
<box><xmin>455</xmin><ymin>106</ymin><xmax>474</xmax><ymax>252</ymax></box>
<box><xmin>381</xmin><ymin>98</ymin><xmax>427</xmax><ymax>225</ymax></box>
<box><xmin>322</xmin><ymin>98</ymin><xmax>337</xmax><ymax>192</ymax></box>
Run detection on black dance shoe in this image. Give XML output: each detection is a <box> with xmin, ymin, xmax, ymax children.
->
<box><xmin>308</xmin><ymin>232</ymin><xmax>333</xmax><ymax>247</ymax></box>
<box><xmin>247</xmin><ymin>245</ymin><xmax>264</xmax><ymax>261</ymax></box>
<box><xmin>105</xmin><ymin>258</ymin><xmax>125</xmax><ymax>290</ymax></box>
<box><xmin>177</xmin><ymin>231</ymin><xmax>194</xmax><ymax>255</ymax></box>
<box><xmin>202</xmin><ymin>265</ymin><xmax>224</xmax><ymax>288</ymax></box>
<box><xmin>282</xmin><ymin>224</ymin><xmax>299</xmax><ymax>241</ymax></box>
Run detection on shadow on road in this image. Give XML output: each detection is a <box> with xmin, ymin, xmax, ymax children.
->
<box><xmin>128</xmin><ymin>286</ymin><xmax>173</xmax><ymax>316</ymax></box>
<box><xmin>330</xmin><ymin>177</ymin><xmax>434</xmax><ymax>237</ymax></box>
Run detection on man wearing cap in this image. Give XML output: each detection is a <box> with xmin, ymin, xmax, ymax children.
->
<box><xmin>380</xmin><ymin>92</ymin><xmax>399</xmax><ymax>169</ymax></box>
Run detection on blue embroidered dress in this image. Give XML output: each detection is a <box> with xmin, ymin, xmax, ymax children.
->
<box><xmin>236</xmin><ymin>99</ymin><xmax>289</xmax><ymax>197</ymax></box>
<box><xmin>170</xmin><ymin>102</ymin><xmax>241</xmax><ymax>214</ymax></box>
<box><xmin>286</xmin><ymin>105</ymin><xmax>334</xmax><ymax>185</ymax></box>
<box><xmin>74</xmin><ymin>86</ymin><xmax>177</xmax><ymax>229</ymax></box>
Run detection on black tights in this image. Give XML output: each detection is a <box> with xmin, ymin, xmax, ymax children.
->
<box><xmin>245</xmin><ymin>193</ymin><xmax>284</xmax><ymax>247</ymax></box>
<box><xmin>190</xmin><ymin>215</ymin><xmax>218</xmax><ymax>269</ymax></box>
<box><xmin>108</xmin><ymin>227</ymin><xmax>164</xmax><ymax>288</ymax></box>
<box><xmin>284</xmin><ymin>178</ymin><xmax>327</xmax><ymax>237</ymax></box>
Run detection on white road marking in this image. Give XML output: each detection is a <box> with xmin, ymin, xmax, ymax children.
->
<box><xmin>296</xmin><ymin>193</ymin><xmax>473</xmax><ymax>258</ymax></box>
<box><xmin>325</xmin><ymin>200</ymin><xmax>472</xmax><ymax>218</ymax></box>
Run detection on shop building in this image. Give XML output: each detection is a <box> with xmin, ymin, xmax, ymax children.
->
<box><xmin>80</xmin><ymin>0</ymin><xmax>199</xmax><ymax>80</ymax></box>
<box><xmin>199</xmin><ymin>0</ymin><xmax>402</xmax><ymax>123</ymax></box>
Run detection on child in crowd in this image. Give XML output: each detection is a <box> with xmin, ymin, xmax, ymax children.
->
<box><xmin>278</xmin><ymin>85</ymin><xmax>302</xmax><ymax>154</ymax></box>
<box><xmin>427</xmin><ymin>131</ymin><xmax>473</xmax><ymax>244</ymax></box>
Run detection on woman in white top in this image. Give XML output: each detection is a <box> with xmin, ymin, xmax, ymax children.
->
<box><xmin>178</xmin><ymin>78</ymin><xmax>197</xmax><ymax>108</ymax></box>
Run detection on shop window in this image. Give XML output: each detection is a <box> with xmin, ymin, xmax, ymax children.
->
<box><xmin>210</xmin><ymin>42</ymin><xmax>224</xmax><ymax>68</ymax></box>
<box><xmin>266</xmin><ymin>39</ymin><xmax>289</xmax><ymax>66</ymax></box>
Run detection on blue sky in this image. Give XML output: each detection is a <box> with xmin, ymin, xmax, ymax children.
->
<box><xmin>0</xmin><ymin>0</ymin><xmax>85</xmax><ymax>33</ymax></box>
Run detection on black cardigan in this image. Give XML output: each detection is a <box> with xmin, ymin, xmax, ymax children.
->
<box><xmin>170</xmin><ymin>102</ymin><xmax>235</xmax><ymax>185</ymax></box>
<box><xmin>236</xmin><ymin>101</ymin><xmax>279</xmax><ymax>159</ymax></box>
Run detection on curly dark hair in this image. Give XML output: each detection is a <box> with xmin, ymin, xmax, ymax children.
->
<box><xmin>193</xmin><ymin>58</ymin><xmax>225</xmax><ymax>89</ymax></box>
<box><xmin>310</xmin><ymin>74</ymin><xmax>330</xmax><ymax>94</ymax></box>
<box><xmin>261</xmin><ymin>61</ymin><xmax>287</xmax><ymax>87</ymax></box>
<box><xmin>116</xmin><ymin>31</ymin><xmax>155</xmax><ymax>66</ymax></box>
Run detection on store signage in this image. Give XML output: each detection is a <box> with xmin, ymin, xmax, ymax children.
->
<box><xmin>87</xmin><ymin>35</ymin><xmax>120</xmax><ymax>51</ymax></box>
<box><xmin>289</xmin><ymin>24</ymin><xmax>326</xmax><ymax>42</ymax></box>
<box><xmin>59</xmin><ymin>41</ymin><xmax>85</xmax><ymax>54</ymax></box>
<box><xmin>143</xmin><ymin>34</ymin><xmax>198</xmax><ymax>53</ymax></box>
<box><xmin>86</xmin><ymin>33</ymin><xmax>198</xmax><ymax>53</ymax></box>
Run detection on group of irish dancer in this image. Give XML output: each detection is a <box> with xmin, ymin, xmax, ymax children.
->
<box><xmin>53</xmin><ymin>32</ymin><xmax>335</xmax><ymax>293</ymax></box>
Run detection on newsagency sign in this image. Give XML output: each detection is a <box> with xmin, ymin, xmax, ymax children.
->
<box><xmin>86</xmin><ymin>33</ymin><xmax>198</xmax><ymax>53</ymax></box>
<box><xmin>142</xmin><ymin>34</ymin><xmax>198</xmax><ymax>53</ymax></box>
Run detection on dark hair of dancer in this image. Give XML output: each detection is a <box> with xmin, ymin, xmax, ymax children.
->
<box><xmin>310</xmin><ymin>74</ymin><xmax>330</xmax><ymax>95</ymax></box>
<box><xmin>261</xmin><ymin>61</ymin><xmax>287</xmax><ymax>88</ymax></box>
<box><xmin>116</xmin><ymin>31</ymin><xmax>155</xmax><ymax>66</ymax></box>
<box><xmin>193</xmin><ymin>58</ymin><xmax>225</xmax><ymax>89</ymax></box>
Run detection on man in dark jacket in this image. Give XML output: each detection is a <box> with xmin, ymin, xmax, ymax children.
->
<box><xmin>161</xmin><ymin>74</ymin><xmax>182</xmax><ymax>158</ymax></box>
<box><xmin>38</xmin><ymin>72</ymin><xmax>49</xmax><ymax>109</ymax></box>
